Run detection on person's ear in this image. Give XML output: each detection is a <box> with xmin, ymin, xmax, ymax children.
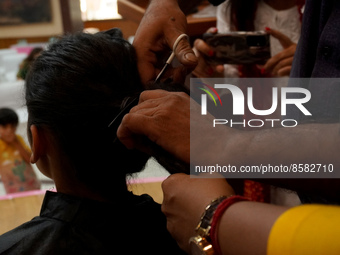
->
<box><xmin>30</xmin><ymin>125</ymin><xmax>46</xmax><ymax>164</ymax></box>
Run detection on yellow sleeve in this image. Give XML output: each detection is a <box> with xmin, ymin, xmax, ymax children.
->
<box><xmin>16</xmin><ymin>135</ymin><xmax>31</xmax><ymax>154</ymax></box>
<box><xmin>267</xmin><ymin>204</ymin><xmax>340</xmax><ymax>255</ymax></box>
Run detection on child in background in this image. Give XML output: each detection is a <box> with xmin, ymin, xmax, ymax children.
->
<box><xmin>0</xmin><ymin>108</ymin><xmax>40</xmax><ymax>194</ymax></box>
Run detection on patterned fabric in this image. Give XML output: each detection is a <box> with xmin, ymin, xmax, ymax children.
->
<box><xmin>244</xmin><ymin>180</ymin><xmax>270</xmax><ymax>202</ymax></box>
<box><xmin>0</xmin><ymin>135</ymin><xmax>40</xmax><ymax>194</ymax></box>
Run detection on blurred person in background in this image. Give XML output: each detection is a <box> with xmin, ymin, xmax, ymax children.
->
<box><xmin>0</xmin><ymin>107</ymin><xmax>40</xmax><ymax>194</ymax></box>
<box><xmin>193</xmin><ymin>0</ymin><xmax>304</xmax><ymax>78</ymax></box>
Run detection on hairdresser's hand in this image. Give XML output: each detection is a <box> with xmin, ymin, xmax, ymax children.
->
<box><xmin>192</xmin><ymin>27</ymin><xmax>225</xmax><ymax>78</ymax></box>
<box><xmin>162</xmin><ymin>173</ymin><xmax>235</xmax><ymax>253</ymax></box>
<box><xmin>263</xmin><ymin>28</ymin><xmax>297</xmax><ymax>77</ymax></box>
<box><xmin>117</xmin><ymin>90</ymin><xmax>191</xmax><ymax>162</ymax></box>
<box><xmin>117</xmin><ymin>89</ymin><xmax>232</xmax><ymax>164</ymax></box>
<box><xmin>133</xmin><ymin>0</ymin><xmax>198</xmax><ymax>85</ymax></box>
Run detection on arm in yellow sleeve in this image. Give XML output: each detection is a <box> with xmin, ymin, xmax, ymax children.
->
<box><xmin>268</xmin><ymin>204</ymin><xmax>340</xmax><ymax>255</ymax></box>
<box><xmin>17</xmin><ymin>135</ymin><xmax>31</xmax><ymax>154</ymax></box>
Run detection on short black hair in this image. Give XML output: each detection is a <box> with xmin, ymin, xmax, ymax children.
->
<box><xmin>0</xmin><ymin>108</ymin><xmax>19</xmax><ymax>127</ymax></box>
<box><xmin>25</xmin><ymin>29</ymin><xmax>149</xmax><ymax>196</ymax></box>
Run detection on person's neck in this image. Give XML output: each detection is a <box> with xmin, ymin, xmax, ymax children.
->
<box><xmin>264</xmin><ymin>0</ymin><xmax>297</xmax><ymax>10</ymax></box>
<box><xmin>52</xmin><ymin>165</ymin><xmax>129</xmax><ymax>203</ymax></box>
<box><xmin>55</xmin><ymin>180</ymin><xmax>130</xmax><ymax>203</ymax></box>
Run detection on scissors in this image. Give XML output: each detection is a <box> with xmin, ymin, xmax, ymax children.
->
<box><xmin>154</xmin><ymin>34</ymin><xmax>189</xmax><ymax>83</ymax></box>
<box><xmin>107</xmin><ymin>34</ymin><xmax>189</xmax><ymax>136</ymax></box>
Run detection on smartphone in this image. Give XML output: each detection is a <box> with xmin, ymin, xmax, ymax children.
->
<box><xmin>203</xmin><ymin>31</ymin><xmax>271</xmax><ymax>65</ymax></box>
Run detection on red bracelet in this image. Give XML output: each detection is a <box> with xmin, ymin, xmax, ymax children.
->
<box><xmin>210</xmin><ymin>195</ymin><xmax>250</xmax><ymax>255</ymax></box>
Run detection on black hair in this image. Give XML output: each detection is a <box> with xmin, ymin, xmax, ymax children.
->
<box><xmin>0</xmin><ymin>108</ymin><xmax>19</xmax><ymax>127</ymax></box>
<box><xmin>25</xmin><ymin>29</ymin><xmax>149</xmax><ymax>196</ymax></box>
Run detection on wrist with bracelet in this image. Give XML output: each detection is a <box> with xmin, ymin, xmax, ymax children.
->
<box><xmin>189</xmin><ymin>195</ymin><xmax>250</xmax><ymax>255</ymax></box>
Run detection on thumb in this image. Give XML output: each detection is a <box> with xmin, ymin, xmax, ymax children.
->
<box><xmin>171</xmin><ymin>33</ymin><xmax>198</xmax><ymax>69</ymax></box>
<box><xmin>175</xmin><ymin>38</ymin><xmax>198</xmax><ymax>69</ymax></box>
<box><xmin>265</xmin><ymin>27</ymin><xmax>293</xmax><ymax>49</ymax></box>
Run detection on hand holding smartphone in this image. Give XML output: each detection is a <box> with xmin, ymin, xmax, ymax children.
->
<box><xmin>203</xmin><ymin>31</ymin><xmax>271</xmax><ymax>65</ymax></box>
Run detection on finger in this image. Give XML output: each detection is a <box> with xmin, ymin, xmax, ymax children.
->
<box><xmin>206</xmin><ymin>27</ymin><xmax>218</xmax><ymax>34</ymax></box>
<box><xmin>164</xmin><ymin>19</ymin><xmax>197</xmax><ymax>66</ymax></box>
<box><xmin>215</xmin><ymin>65</ymin><xmax>225</xmax><ymax>73</ymax></box>
<box><xmin>134</xmin><ymin>90</ymin><xmax>189</xmax><ymax>115</ymax></box>
<box><xmin>264</xmin><ymin>43</ymin><xmax>297</xmax><ymax>73</ymax></box>
<box><xmin>159</xmin><ymin>11</ymin><xmax>198</xmax><ymax>70</ymax></box>
<box><xmin>165</xmin><ymin>27</ymin><xmax>197</xmax><ymax>66</ymax></box>
<box><xmin>277</xmin><ymin>66</ymin><xmax>292</xmax><ymax>77</ymax></box>
<box><xmin>161</xmin><ymin>173</ymin><xmax>188</xmax><ymax>200</ymax></box>
<box><xmin>265</xmin><ymin>27</ymin><xmax>293</xmax><ymax>49</ymax></box>
<box><xmin>175</xmin><ymin>38</ymin><xmax>198</xmax><ymax>68</ymax></box>
<box><xmin>263</xmin><ymin>54</ymin><xmax>283</xmax><ymax>73</ymax></box>
<box><xmin>117</xmin><ymin>113</ymin><xmax>155</xmax><ymax>149</ymax></box>
<box><xmin>138</xmin><ymin>89</ymin><xmax>171</xmax><ymax>104</ymax></box>
<box><xmin>272</xmin><ymin>56</ymin><xmax>294</xmax><ymax>76</ymax></box>
<box><xmin>138</xmin><ymin>90</ymin><xmax>188</xmax><ymax>105</ymax></box>
<box><xmin>129</xmin><ymin>99</ymin><xmax>162</xmax><ymax>114</ymax></box>
<box><xmin>194</xmin><ymin>39</ymin><xmax>214</xmax><ymax>57</ymax></box>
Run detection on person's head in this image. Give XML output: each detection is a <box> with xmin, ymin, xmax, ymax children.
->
<box><xmin>0</xmin><ymin>108</ymin><xmax>18</xmax><ymax>143</ymax></box>
<box><xmin>25</xmin><ymin>29</ymin><xmax>150</xmax><ymax>199</ymax></box>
